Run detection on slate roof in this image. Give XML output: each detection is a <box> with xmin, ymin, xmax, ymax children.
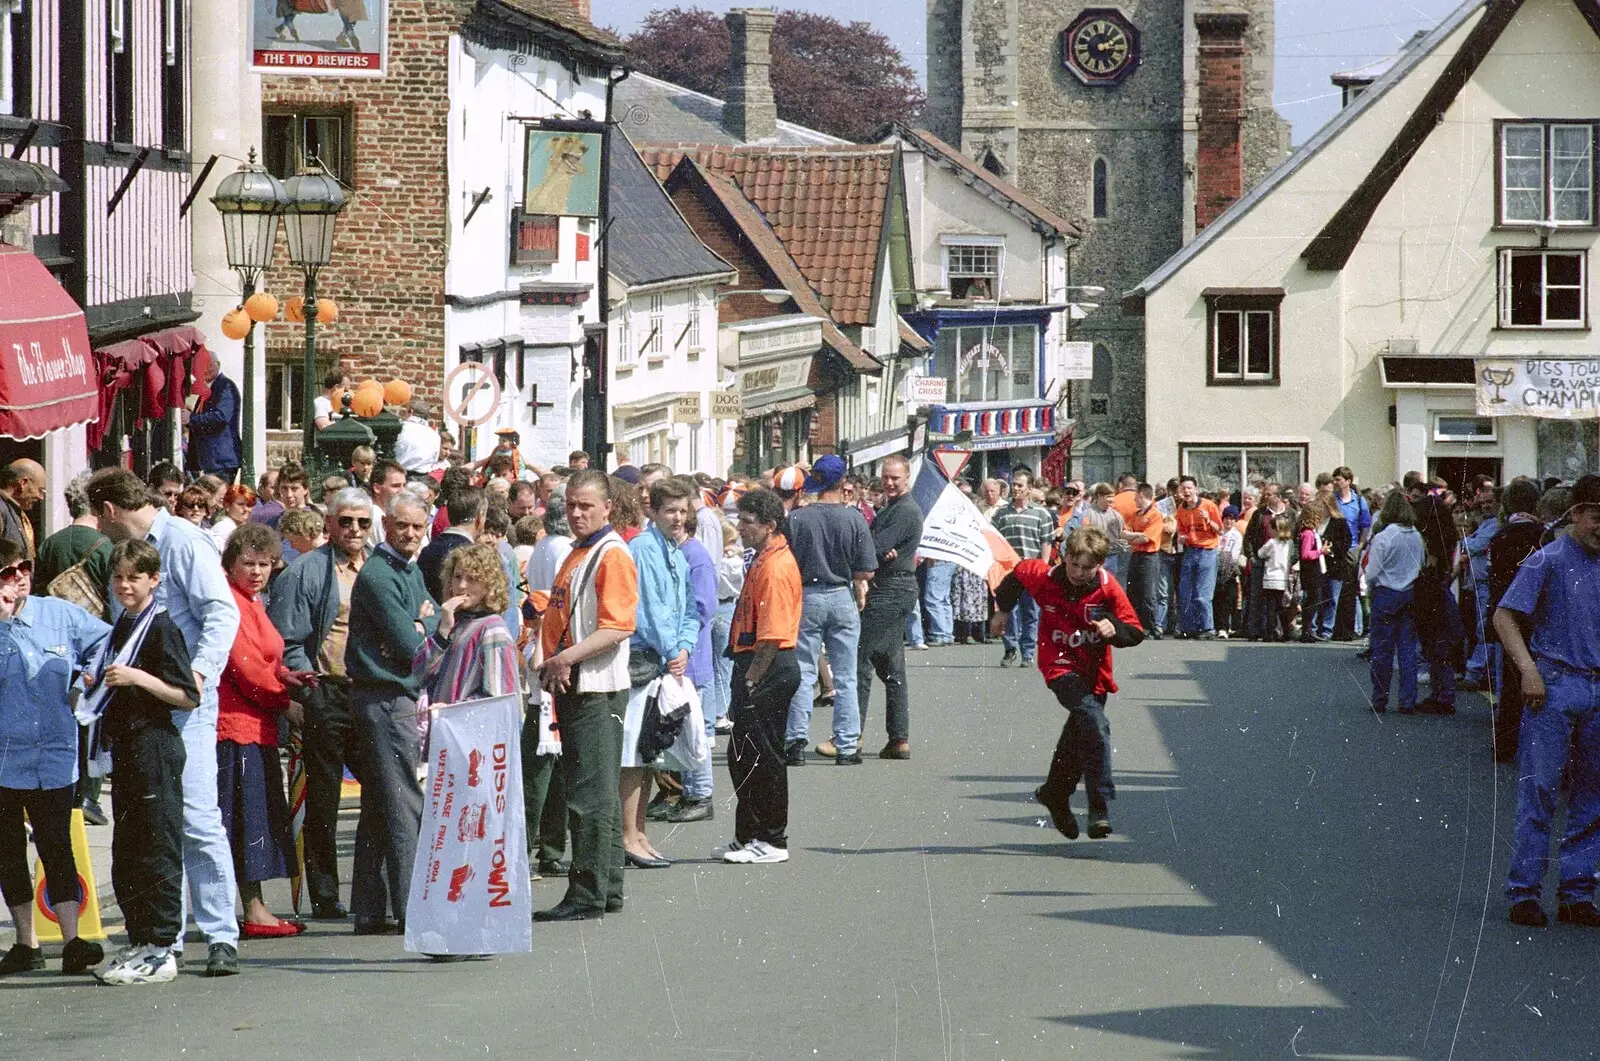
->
<box><xmin>640</xmin><ymin>144</ymin><xmax>897</xmax><ymax>327</ymax></box>
<box><xmin>885</xmin><ymin>125</ymin><xmax>1081</xmax><ymax>239</ymax></box>
<box><xmin>607</xmin><ymin>129</ymin><xmax>734</xmax><ymax>290</ymax></box>
<box><xmin>614</xmin><ymin>73</ymin><xmax>846</xmax><ymax>148</ymax></box>
<box><xmin>667</xmin><ymin>158</ymin><xmax>880</xmax><ymax>373</ymax></box>
<box><xmin>478</xmin><ymin>0</ymin><xmax>624</xmax><ymax>53</ymax></box>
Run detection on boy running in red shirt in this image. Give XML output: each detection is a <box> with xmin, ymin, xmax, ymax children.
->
<box><xmin>992</xmin><ymin>526</ymin><xmax>1145</xmax><ymax>840</ymax></box>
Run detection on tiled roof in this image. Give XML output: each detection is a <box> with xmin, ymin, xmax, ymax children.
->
<box><xmin>482</xmin><ymin>0</ymin><xmax>624</xmax><ymax>50</ymax></box>
<box><xmin>615</xmin><ymin>74</ymin><xmax>846</xmax><ymax>148</ymax></box>
<box><xmin>607</xmin><ymin>129</ymin><xmax>734</xmax><ymax>289</ymax></box>
<box><xmin>640</xmin><ymin>144</ymin><xmax>896</xmax><ymax>327</ymax></box>
<box><xmin>888</xmin><ymin>125</ymin><xmax>1081</xmax><ymax>239</ymax></box>
<box><xmin>667</xmin><ymin>158</ymin><xmax>880</xmax><ymax>373</ymax></box>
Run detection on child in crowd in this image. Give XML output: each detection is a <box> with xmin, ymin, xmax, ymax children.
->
<box><xmin>1256</xmin><ymin>515</ymin><xmax>1296</xmax><ymax>642</ymax></box>
<box><xmin>278</xmin><ymin>507</ymin><xmax>326</xmax><ymax>566</ymax></box>
<box><xmin>349</xmin><ymin>445</ymin><xmax>376</xmax><ymax>491</ymax></box>
<box><xmin>991</xmin><ymin>526</ymin><xmax>1144</xmax><ymax>841</ymax></box>
<box><xmin>1213</xmin><ymin>506</ymin><xmax>1243</xmax><ymax>637</ymax></box>
<box><xmin>89</xmin><ymin>540</ymin><xmax>199</xmax><ymax>986</ymax></box>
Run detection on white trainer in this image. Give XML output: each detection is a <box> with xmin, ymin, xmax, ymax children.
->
<box><xmin>716</xmin><ymin>840</ymin><xmax>748</xmax><ymax>862</ymax></box>
<box><xmin>741</xmin><ymin>840</ymin><xmax>789</xmax><ymax>864</ymax></box>
<box><xmin>98</xmin><ymin>945</ymin><xmax>177</xmax><ymax>986</ymax></box>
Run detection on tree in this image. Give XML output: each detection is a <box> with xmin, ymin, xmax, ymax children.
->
<box><xmin>624</xmin><ymin>8</ymin><xmax>925</xmax><ymax>143</ymax></box>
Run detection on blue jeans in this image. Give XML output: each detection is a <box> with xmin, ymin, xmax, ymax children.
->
<box><xmin>1155</xmin><ymin>552</ymin><xmax>1179</xmax><ymax>633</ymax></box>
<box><xmin>923</xmin><ymin>561</ymin><xmax>955</xmax><ymax>644</ymax></box>
<box><xmin>1179</xmin><ymin>547</ymin><xmax>1218</xmax><ymax>635</ymax></box>
<box><xmin>710</xmin><ymin>600</ymin><xmax>736</xmax><ymax>723</ymax></box>
<box><xmin>682</xmin><ymin>679</ymin><xmax>716</xmax><ymax>801</ymax></box>
<box><xmin>1465</xmin><ymin>578</ymin><xmax>1491</xmax><ymax>681</ymax></box>
<box><xmin>172</xmin><ymin>693</ymin><xmax>240</xmax><ymax>948</ymax></box>
<box><xmin>1317</xmin><ymin>578</ymin><xmax>1343</xmax><ymax>639</ymax></box>
<box><xmin>905</xmin><ymin>606</ymin><xmax>925</xmax><ymax>648</ymax></box>
<box><xmin>1506</xmin><ymin>666</ymin><xmax>1600</xmax><ymax>904</ymax></box>
<box><xmin>785</xmin><ymin>586</ymin><xmax>863</xmax><ymax>753</ymax></box>
<box><xmin>1368</xmin><ymin>585</ymin><xmax>1419</xmax><ymax>711</ymax></box>
<box><xmin>1004</xmin><ymin>591</ymin><xmax>1040</xmax><ymax>658</ymax></box>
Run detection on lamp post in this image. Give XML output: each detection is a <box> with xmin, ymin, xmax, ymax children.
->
<box><xmin>281</xmin><ymin>170</ymin><xmax>346</xmax><ymax>466</ymax></box>
<box><xmin>209</xmin><ymin>148</ymin><xmax>287</xmax><ymax>485</ymax></box>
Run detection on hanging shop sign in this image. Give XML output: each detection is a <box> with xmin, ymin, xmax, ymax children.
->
<box><xmin>249</xmin><ymin>0</ymin><xmax>390</xmax><ymax>77</ymax></box>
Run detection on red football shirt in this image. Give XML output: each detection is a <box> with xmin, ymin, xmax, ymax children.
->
<box><xmin>1011</xmin><ymin>560</ymin><xmax>1142</xmax><ymax>694</ymax></box>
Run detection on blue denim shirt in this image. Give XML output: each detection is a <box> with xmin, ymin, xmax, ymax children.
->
<box><xmin>628</xmin><ymin>524</ymin><xmax>698</xmax><ymax>665</ymax></box>
<box><xmin>113</xmin><ymin>509</ymin><xmax>240</xmax><ymax>691</ymax></box>
<box><xmin>0</xmin><ymin>596</ymin><xmax>112</xmax><ymax>790</ymax></box>
<box><xmin>1464</xmin><ymin>515</ymin><xmax>1498</xmax><ymax>585</ymax></box>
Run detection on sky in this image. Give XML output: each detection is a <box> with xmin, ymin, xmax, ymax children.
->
<box><xmin>595</xmin><ymin>0</ymin><xmax>1471</xmax><ymax>143</ymax></box>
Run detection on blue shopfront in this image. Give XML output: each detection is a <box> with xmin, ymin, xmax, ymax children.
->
<box><xmin>901</xmin><ymin>305</ymin><xmax>1064</xmax><ymax>482</ymax></box>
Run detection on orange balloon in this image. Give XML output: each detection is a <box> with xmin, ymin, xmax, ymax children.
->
<box><xmin>351</xmin><ymin>386</ymin><xmax>384</xmax><ymax>417</ymax></box>
<box><xmin>315</xmin><ymin>298</ymin><xmax>338</xmax><ymax>323</ymax></box>
<box><xmin>285</xmin><ymin>295</ymin><xmax>306</xmax><ymax>323</ymax></box>
<box><xmin>244</xmin><ymin>292</ymin><xmax>279</xmax><ymax>323</ymax></box>
<box><xmin>220</xmin><ymin>308</ymin><xmax>251</xmax><ymax>341</ymax></box>
<box><xmin>383</xmin><ymin>379</ymin><xmax>412</xmax><ymax>407</ymax></box>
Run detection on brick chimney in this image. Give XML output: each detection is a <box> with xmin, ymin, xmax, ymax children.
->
<box><xmin>572</xmin><ymin>0</ymin><xmax>590</xmax><ymax>21</ymax></box>
<box><xmin>1194</xmin><ymin>12</ymin><xmax>1250</xmax><ymax>231</ymax></box>
<box><xmin>724</xmin><ymin>9</ymin><xmax>778</xmax><ymax>143</ymax></box>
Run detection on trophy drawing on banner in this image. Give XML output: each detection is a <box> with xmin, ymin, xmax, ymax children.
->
<box><xmin>1482</xmin><ymin>364</ymin><xmax>1515</xmax><ymax>404</ymax></box>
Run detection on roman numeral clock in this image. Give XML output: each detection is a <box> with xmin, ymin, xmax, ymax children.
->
<box><xmin>1061</xmin><ymin>8</ymin><xmax>1139</xmax><ymax>86</ymax></box>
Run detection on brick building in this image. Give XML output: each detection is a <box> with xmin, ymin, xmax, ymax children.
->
<box><xmin>926</xmin><ymin>0</ymin><xmax>1290</xmax><ymax>481</ymax></box>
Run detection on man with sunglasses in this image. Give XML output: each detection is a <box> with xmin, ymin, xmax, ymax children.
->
<box><xmin>266</xmin><ymin>488</ymin><xmax>375</xmax><ymax>920</ymax></box>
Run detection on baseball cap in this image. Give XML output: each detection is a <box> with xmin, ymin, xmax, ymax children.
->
<box><xmin>1572</xmin><ymin>474</ymin><xmax>1600</xmax><ymax>510</ymax></box>
<box><xmin>804</xmin><ymin>454</ymin><xmax>847</xmax><ymax>494</ymax></box>
<box><xmin>773</xmin><ymin>467</ymin><xmax>806</xmax><ymax>493</ymax></box>
<box><xmin>1221</xmin><ymin>505</ymin><xmax>1240</xmax><ymax>520</ymax></box>
<box><xmin>613</xmin><ymin>465</ymin><xmax>641</xmax><ymax>485</ymax></box>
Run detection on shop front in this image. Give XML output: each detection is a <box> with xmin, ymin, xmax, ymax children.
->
<box><xmin>721</xmin><ymin>315</ymin><xmax>824</xmax><ymax>475</ymax></box>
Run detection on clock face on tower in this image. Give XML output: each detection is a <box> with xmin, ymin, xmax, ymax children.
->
<box><xmin>1061</xmin><ymin>8</ymin><xmax>1140</xmax><ymax>86</ymax></box>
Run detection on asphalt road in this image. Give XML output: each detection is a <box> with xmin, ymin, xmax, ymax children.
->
<box><xmin>3</xmin><ymin>638</ymin><xmax>1595</xmax><ymax>1061</ymax></box>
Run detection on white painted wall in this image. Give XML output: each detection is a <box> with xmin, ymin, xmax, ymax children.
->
<box><xmin>1142</xmin><ymin>0</ymin><xmax>1600</xmax><ymax>487</ymax></box>
<box><xmin>900</xmin><ymin>149</ymin><xmax>1048</xmax><ymax>302</ymax></box>
<box><xmin>443</xmin><ymin>32</ymin><xmax>609</xmax><ymax>464</ymax></box>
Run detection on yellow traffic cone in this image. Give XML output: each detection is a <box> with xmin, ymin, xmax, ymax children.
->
<box><xmin>32</xmin><ymin>808</ymin><xmax>107</xmax><ymax>943</ymax></box>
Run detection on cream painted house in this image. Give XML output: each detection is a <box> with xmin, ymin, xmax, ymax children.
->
<box><xmin>1126</xmin><ymin>0</ymin><xmax>1600</xmax><ymax>496</ymax></box>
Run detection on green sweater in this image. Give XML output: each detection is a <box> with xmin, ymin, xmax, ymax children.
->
<box><xmin>346</xmin><ymin>544</ymin><xmax>437</xmax><ymax>698</ymax></box>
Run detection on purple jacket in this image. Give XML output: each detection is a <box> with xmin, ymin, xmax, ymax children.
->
<box><xmin>680</xmin><ymin>537</ymin><xmax>717</xmax><ymax>687</ymax></box>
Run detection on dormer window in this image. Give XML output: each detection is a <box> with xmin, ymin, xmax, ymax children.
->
<box><xmin>942</xmin><ymin>236</ymin><xmax>1003</xmax><ymax>300</ymax></box>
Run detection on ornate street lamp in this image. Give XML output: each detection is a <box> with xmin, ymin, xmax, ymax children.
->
<box><xmin>281</xmin><ymin>169</ymin><xmax>346</xmax><ymax>464</ymax></box>
<box><xmin>209</xmin><ymin>148</ymin><xmax>287</xmax><ymax>484</ymax></box>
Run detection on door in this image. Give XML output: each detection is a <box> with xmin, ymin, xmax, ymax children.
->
<box><xmin>1427</xmin><ymin>457</ymin><xmax>1502</xmax><ymax>494</ymax></box>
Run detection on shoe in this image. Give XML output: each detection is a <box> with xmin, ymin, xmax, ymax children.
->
<box><xmin>243</xmin><ymin>920</ymin><xmax>306</xmax><ymax>939</ymax></box>
<box><xmin>534</xmin><ymin>900</ymin><xmax>604</xmax><ymax>922</ymax></box>
<box><xmin>1000</xmin><ymin>649</ymin><xmax>1019</xmax><ymax>668</ymax></box>
<box><xmin>712</xmin><ymin>839</ymin><xmax>744</xmax><ymax>860</ymax></box>
<box><xmin>1034</xmin><ymin>786</ymin><xmax>1078</xmax><ymax>840</ymax></box>
<box><xmin>909</xmin><ymin>643</ymin><xmax>930</xmax><ymax>652</ymax></box>
<box><xmin>1021</xmin><ymin>655</ymin><xmax>1036</xmax><ymax>667</ymax></box>
<box><xmin>815</xmin><ymin>739</ymin><xmax>839</xmax><ymax>758</ymax></box>
<box><xmin>81</xmin><ymin>800</ymin><xmax>109</xmax><ymax>826</ymax></box>
<box><xmin>1198</xmin><ymin>632</ymin><xmax>1217</xmax><ymax>641</ymax></box>
<box><xmin>353</xmin><ymin>918</ymin><xmax>399</xmax><ymax>936</ymax></box>
<box><xmin>835</xmin><ymin>749</ymin><xmax>863</xmax><ymax>765</ymax></box>
<box><xmin>0</xmin><ymin>943</ymin><xmax>43</xmax><ymax>975</ymax></box>
<box><xmin>714</xmin><ymin>717</ymin><xmax>734</xmax><ymax>734</ymax></box>
<box><xmin>1509</xmin><ymin>900</ymin><xmax>1549</xmax><ymax>927</ymax></box>
<box><xmin>1215</xmin><ymin>631</ymin><xmax>1230</xmax><ymax>640</ymax></box>
<box><xmin>98</xmin><ymin>945</ymin><xmax>178</xmax><ymax>986</ymax></box>
<box><xmin>879</xmin><ymin>741</ymin><xmax>911</xmax><ymax>760</ymax></box>
<box><xmin>536</xmin><ymin>859</ymin><xmax>570</xmax><ymax>877</ymax></box>
<box><xmin>204</xmin><ymin>942</ymin><xmax>239</xmax><ymax>977</ymax></box>
<box><xmin>311</xmin><ymin>901</ymin><xmax>349</xmax><ymax>920</ymax></box>
<box><xmin>1371</xmin><ymin>703</ymin><xmax>1388</xmax><ymax>714</ymax></box>
<box><xmin>1558</xmin><ymin>902</ymin><xmax>1600</xmax><ymax>927</ymax></box>
<box><xmin>61</xmin><ymin>937</ymin><xmax>104</xmax><ymax>975</ymax></box>
<box><xmin>1418</xmin><ymin>698</ymin><xmax>1456</xmax><ymax>716</ymax></box>
<box><xmin>724</xmin><ymin>839</ymin><xmax>788</xmax><ymax>864</ymax></box>
<box><xmin>625</xmin><ymin>850</ymin><xmax>672</xmax><ymax>869</ymax></box>
<box><xmin>1087</xmin><ymin>817</ymin><xmax>1113</xmax><ymax>840</ymax></box>
<box><xmin>664</xmin><ymin>799</ymin><xmax>713</xmax><ymax>823</ymax></box>
<box><xmin>784</xmin><ymin>740</ymin><xmax>807</xmax><ymax>767</ymax></box>
<box><xmin>605</xmin><ymin>898</ymin><xmax>625</xmax><ymax>913</ymax></box>
<box><xmin>645</xmin><ymin>794</ymin><xmax>677</xmax><ymax>822</ymax></box>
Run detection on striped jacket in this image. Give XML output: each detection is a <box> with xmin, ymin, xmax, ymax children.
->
<box><xmin>412</xmin><ymin>612</ymin><xmax>519</xmax><ymax>706</ymax></box>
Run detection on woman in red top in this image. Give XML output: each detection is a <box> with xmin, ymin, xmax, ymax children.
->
<box><xmin>217</xmin><ymin>522</ymin><xmax>315</xmax><ymax>937</ymax></box>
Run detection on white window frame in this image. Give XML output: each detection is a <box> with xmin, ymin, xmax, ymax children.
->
<box><xmin>1433</xmin><ymin>413</ymin><xmax>1498</xmax><ymax>444</ymax></box>
<box><xmin>0</xmin><ymin>0</ymin><xmax>21</xmax><ymax>117</ymax></box>
<box><xmin>1497</xmin><ymin>248</ymin><xmax>1587</xmax><ymax>329</ymax></box>
<box><xmin>686</xmin><ymin>292</ymin><xmax>702</xmax><ymax>353</ymax></box>
<box><xmin>1210</xmin><ymin>307</ymin><xmax>1276</xmax><ymax>381</ymax></box>
<box><xmin>1180</xmin><ymin>444</ymin><xmax>1307</xmax><ymax>499</ymax></box>
<box><xmin>645</xmin><ymin>293</ymin><xmax>665</xmax><ymax>357</ymax></box>
<box><xmin>617</xmin><ymin>313</ymin><xmax>634</xmax><ymax>365</ymax></box>
<box><xmin>1499</xmin><ymin>121</ymin><xmax>1596</xmax><ymax>227</ymax></box>
<box><xmin>940</xmin><ymin>234</ymin><xmax>1004</xmax><ymax>298</ymax></box>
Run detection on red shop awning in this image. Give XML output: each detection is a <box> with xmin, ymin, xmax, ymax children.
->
<box><xmin>0</xmin><ymin>243</ymin><xmax>97</xmax><ymax>439</ymax></box>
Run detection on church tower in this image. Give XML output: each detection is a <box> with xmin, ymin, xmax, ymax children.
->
<box><xmin>926</xmin><ymin>0</ymin><xmax>1289</xmax><ymax>478</ymax></box>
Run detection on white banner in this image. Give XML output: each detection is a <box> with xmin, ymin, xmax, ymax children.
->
<box><xmin>405</xmin><ymin>695</ymin><xmax>532</xmax><ymax>956</ymax></box>
<box><xmin>919</xmin><ymin>482</ymin><xmax>1007</xmax><ymax>582</ymax></box>
<box><xmin>1476</xmin><ymin>357</ymin><xmax>1600</xmax><ymax>419</ymax></box>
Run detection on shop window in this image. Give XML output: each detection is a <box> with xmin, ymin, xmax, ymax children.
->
<box><xmin>1</xmin><ymin>0</ymin><xmax>30</xmax><ymax>119</ymax></box>
<box><xmin>933</xmin><ymin>324</ymin><xmax>1038</xmax><ymax>404</ymax></box>
<box><xmin>1205</xmin><ymin>291</ymin><xmax>1281</xmax><ymax>385</ymax></box>
<box><xmin>512</xmin><ymin>210</ymin><xmax>559</xmax><ymax>265</ymax></box>
<box><xmin>1498</xmin><ymin>249</ymin><xmax>1586</xmax><ymax>328</ymax></box>
<box><xmin>1537</xmin><ymin>419</ymin><xmax>1600</xmax><ymax>481</ymax></box>
<box><xmin>265</xmin><ymin>362</ymin><xmax>308</xmax><ymax>431</ymax></box>
<box><xmin>263</xmin><ymin>110</ymin><xmax>353</xmax><ymax>186</ymax></box>
<box><xmin>943</xmin><ymin>238</ymin><xmax>1002</xmax><ymax>300</ymax></box>
<box><xmin>1181</xmin><ymin>444</ymin><xmax>1306</xmax><ymax>499</ymax></box>
<box><xmin>1499</xmin><ymin>121</ymin><xmax>1595</xmax><ymax>227</ymax></box>
<box><xmin>1433</xmin><ymin>414</ymin><xmax>1497</xmax><ymax>443</ymax></box>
